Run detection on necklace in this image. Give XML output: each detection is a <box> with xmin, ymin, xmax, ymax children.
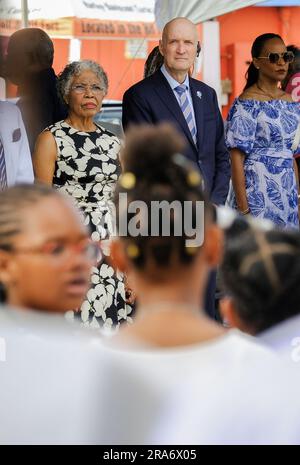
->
<box><xmin>256</xmin><ymin>83</ymin><xmax>285</xmax><ymax>100</ymax></box>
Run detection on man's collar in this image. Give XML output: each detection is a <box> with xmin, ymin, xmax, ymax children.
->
<box><xmin>160</xmin><ymin>64</ymin><xmax>189</xmax><ymax>91</ymax></box>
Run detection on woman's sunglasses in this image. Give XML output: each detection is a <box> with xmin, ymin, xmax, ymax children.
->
<box><xmin>257</xmin><ymin>51</ymin><xmax>295</xmax><ymax>64</ymax></box>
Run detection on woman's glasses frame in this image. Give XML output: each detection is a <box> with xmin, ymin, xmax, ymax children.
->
<box><xmin>257</xmin><ymin>51</ymin><xmax>295</xmax><ymax>64</ymax></box>
<box><xmin>0</xmin><ymin>239</ymin><xmax>101</xmax><ymax>263</ymax></box>
<box><xmin>70</xmin><ymin>84</ymin><xmax>105</xmax><ymax>95</ymax></box>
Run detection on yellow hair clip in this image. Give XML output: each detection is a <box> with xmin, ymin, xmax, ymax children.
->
<box><xmin>185</xmin><ymin>245</ymin><xmax>199</xmax><ymax>255</ymax></box>
<box><xmin>119</xmin><ymin>172</ymin><xmax>136</xmax><ymax>190</ymax></box>
<box><xmin>187</xmin><ymin>170</ymin><xmax>202</xmax><ymax>187</ymax></box>
<box><xmin>126</xmin><ymin>243</ymin><xmax>140</xmax><ymax>259</ymax></box>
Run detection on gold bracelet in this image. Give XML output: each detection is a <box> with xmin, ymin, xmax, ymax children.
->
<box><xmin>239</xmin><ymin>207</ymin><xmax>250</xmax><ymax>215</ymax></box>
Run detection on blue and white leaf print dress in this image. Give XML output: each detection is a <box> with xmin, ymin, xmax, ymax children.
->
<box><xmin>226</xmin><ymin>98</ymin><xmax>300</xmax><ymax>229</ymax></box>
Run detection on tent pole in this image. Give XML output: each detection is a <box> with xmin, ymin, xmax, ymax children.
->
<box><xmin>21</xmin><ymin>0</ymin><xmax>29</xmax><ymax>28</ymax></box>
<box><xmin>202</xmin><ymin>20</ymin><xmax>222</xmax><ymax>109</ymax></box>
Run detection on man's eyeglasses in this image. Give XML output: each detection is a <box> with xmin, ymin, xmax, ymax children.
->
<box><xmin>1</xmin><ymin>239</ymin><xmax>101</xmax><ymax>263</ymax></box>
<box><xmin>71</xmin><ymin>84</ymin><xmax>104</xmax><ymax>95</ymax></box>
<box><xmin>257</xmin><ymin>51</ymin><xmax>294</xmax><ymax>64</ymax></box>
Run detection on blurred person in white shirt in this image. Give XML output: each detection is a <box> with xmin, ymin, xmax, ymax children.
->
<box><xmin>94</xmin><ymin>124</ymin><xmax>300</xmax><ymax>445</ymax></box>
<box><xmin>0</xmin><ymin>183</ymin><xmax>106</xmax><ymax>445</ymax></box>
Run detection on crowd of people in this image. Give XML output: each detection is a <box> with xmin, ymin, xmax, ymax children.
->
<box><xmin>0</xmin><ymin>17</ymin><xmax>300</xmax><ymax>445</ymax></box>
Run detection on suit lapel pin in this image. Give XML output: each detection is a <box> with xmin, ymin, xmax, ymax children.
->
<box><xmin>197</xmin><ymin>91</ymin><xmax>202</xmax><ymax>100</ymax></box>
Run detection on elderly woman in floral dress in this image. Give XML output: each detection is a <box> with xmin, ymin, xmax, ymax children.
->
<box><xmin>33</xmin><ymin>60</ymin><xmax>132</xmax><ymax>329</ymax></box>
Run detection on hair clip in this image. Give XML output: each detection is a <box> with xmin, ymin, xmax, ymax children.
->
<box><xmin>185</xmin><ymin>245</ymin><xmax>199</xmax><ymax>255</ymax></box>
<box><xmin>126</xmin><ymin>243</ymin><xmax>140</xmax><ymax>259</ymax></box>
<box><xmin>187</xmin><ymin>170</ymin><xmax>202</xmax><ymax>187</ymax></box>
<box><xmin>172</xmin><ymin>153</ymin><xmax>187</xmax><ymax>167</ymax></box>
<box><xmin>119</xmin><ymin>172</ymin><xmax>136</xmax><ymax>190</ymax></box>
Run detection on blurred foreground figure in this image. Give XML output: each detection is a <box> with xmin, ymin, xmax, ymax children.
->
<box><xmin>0</xmin><ymin>184</ymin><xmax>96</xmax><ymax>311</ymax></box>
<box><xmin>97</xmin><ymin>124</ymin><xmax>300</xmax><ymax>445</ymax></box>
<box><xmin>221</xmin><ymin>216</ymin><xmax>300</xmax><ymax>364</ymax></box>
<box><xmin>5</xmin><ymin>28</ymin><xmax>67</xmax><ymax>153</ymax></box>
<box><xmin>0</xmin><ymin>184</ymin><xmax>105</xmax><ymax>444</ymax></box>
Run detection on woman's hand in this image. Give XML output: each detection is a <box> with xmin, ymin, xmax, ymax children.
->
<box><xmin>124</xmin><ymin>275</ymin><xmax>136</xmax><ymax>305</ymax></box>
<box><xmin>125</xmin><ymin>285</ymin><xmax>136</xmax><ymax>305</ymax></box>
<box><xmin>230</xmin><ymin>148</ymin><xmax>249</xmax><ymax>213</ymax></box>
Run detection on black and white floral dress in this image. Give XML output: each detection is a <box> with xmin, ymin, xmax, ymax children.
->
<box><xmin>47</xmin><ymin>120</ymin><xmax>133</xmax><ymax>329</ymax></box>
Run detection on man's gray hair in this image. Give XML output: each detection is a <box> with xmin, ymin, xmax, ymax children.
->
<box><xmin>57</xmin><ymin>60</ymin><xmax>108</xmax><ymax>103</ymax></box>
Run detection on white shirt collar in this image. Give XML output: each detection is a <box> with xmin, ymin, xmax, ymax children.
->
<box><xmin>160</xmin><ymin>64</ymin><xmax>190</xmax><ymax>91</ymax></box>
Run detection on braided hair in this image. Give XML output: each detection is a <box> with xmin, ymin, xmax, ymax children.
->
<box><xmin>144</xmin><ymin>46</ymin><xmax>164</xmax><ymax>78</ymax></box>
<box><xmin>114</xmin><ymin>123</ymin><xmax>213</xmax><ymax>279</ymax></box>
<box><xmin>221</xmin><ymin>217</ymin><xmax>300</xmax><ymax>333</ymax></box>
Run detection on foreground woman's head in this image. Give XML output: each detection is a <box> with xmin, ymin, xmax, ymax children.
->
<box><xmin>0</xmin><ymin>184</ymin><xmax>97</xmax><ymax>313</ymax></box>
<box><xmin>111</xmin><ymin>124</ymin><xmax>221</xmax><ymax>293</ymax></box>
<box><xmin>221</xmin><ymin>218</ymin><xmax>300</xmax><ymax>334</ymax></box>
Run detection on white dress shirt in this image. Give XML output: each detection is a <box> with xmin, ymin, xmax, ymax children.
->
<box><xmin>0</xmin><ymin>101</ymin><xmax>33</xmax><ymax>186</ymax></box>
<box><xmin>160</xmin><ymin>64</ymin><xmax>197</xmax><ymax>131</ymax></box>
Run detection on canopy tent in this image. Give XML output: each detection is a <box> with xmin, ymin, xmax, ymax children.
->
<box><xmin>154</xmin><ymin>0</ymin><xmax>266</xmax><ymax>30</ymax></box>
<box><xmin>2</xmin><ymin>1</ymin><xmax>298</xmax><ymax>37</ymax></box>
<box><xmin>3</xmin><ymin>0</ymin><xmax>298</xmax><ymax>35</ymax></box>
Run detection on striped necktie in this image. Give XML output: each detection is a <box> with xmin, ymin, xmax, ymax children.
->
<box><xmin>0</xmin><ymin>138</ymin><xmax>7</xmax><ymax>191</ymax></box>
<box><xmin>175</xmin><ymin>84</ymin><xmax>197</xmax><ymax>146</ymax></box>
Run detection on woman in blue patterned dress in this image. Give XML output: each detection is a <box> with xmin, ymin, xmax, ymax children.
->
<box><xmin>226</xmin><ymin>33</ymin><xmax>300</xmax><ymax>229</ymax></box>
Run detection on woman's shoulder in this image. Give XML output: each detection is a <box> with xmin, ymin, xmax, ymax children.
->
<box><xmin>45</xmin><ymin>120</ymin><xmax>66</xmax><ymax>133</ymax></box>
<box><xmin>238</xmin><ymin>88</ymin><xmax>257</xmax><ymax>101</ymax></box>
<box><xmin>95</xmin><ymin>124</ymin><xmax>121</xmax><ymax>143</ymax></box>
<box><xmin>227</xmin><ymin>95</ymin><xmax>260</xmax><ymax>122</ymax></box>
<box><xmin>239</xmin><ymin>86</ymin><xmax>295</xmax><ymax>103</ymax></box>
<box><xmin>238</xmin><ymin>88</ymin><xmax>267</xmax><ymax>103</ymax></box>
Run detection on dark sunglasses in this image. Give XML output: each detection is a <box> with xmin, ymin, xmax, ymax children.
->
<box><xmin>257</xmin><ymin>51</ymin><xmax>295</xmax><ymax>64</ymax></box>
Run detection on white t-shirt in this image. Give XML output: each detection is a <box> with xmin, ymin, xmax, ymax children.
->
<box><xmin>99</xmin><ymin>330</ymin><xmax>300</xmax><ymax>445</ymax></box>
<box><xmin>0</xmin><ymin>305</ymin><xmax>104</xmax><ymax>445</ymax></box>
<box><xmin>259</xmin><ymin>314</ymin><xmax>300</xmax><ymax>365</ymax></box>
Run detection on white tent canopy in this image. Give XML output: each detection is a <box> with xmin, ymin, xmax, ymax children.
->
<box><xmin>1</xmin><ymin>0</ymin><xmax>270</xmax><ymax>25</ymax></box>
<box><xmin>0</xmin><ymin>0</ymin><xmax>155</xmax><ymax>22</ymax></box>
<box><xmin>154</xmin><ymin>0</ymin><xmax>265</xmax><ymax>29</ymax></box>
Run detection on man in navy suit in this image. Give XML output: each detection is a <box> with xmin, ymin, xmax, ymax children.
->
<box><xmin>122</xmin><ymin>18</ymin><xmax>230</xmax><ymax>318</ymax></box>
<box><xmin>123</xmin><ymin>17</ymin><xmax>230</xmax><ymax>206</ymax></box>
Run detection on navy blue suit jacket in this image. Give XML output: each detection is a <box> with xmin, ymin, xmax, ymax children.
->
<box><xmin>122</xmin><ymin>70</ymin><xmax>230</xmax><ymax>205</ymax></box>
